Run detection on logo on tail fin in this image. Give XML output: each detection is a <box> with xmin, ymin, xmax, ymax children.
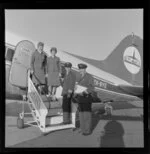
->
<box><xmin>123</xmin><ymin>46</ymin><xmax>141</xmax><ymax>74</ymax></box>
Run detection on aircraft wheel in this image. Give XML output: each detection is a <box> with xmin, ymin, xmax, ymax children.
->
<box><xmin>43</xmin><ymin>133</ymin><xmax>48</xmax><ymax>136</ymax></box>
<box><xmin>17</xmin><ymin>117</ymin><xmax>24</xmax><ymax>129</ymax></box>
<box><xmin>104</xmin><ymin>104</ymin><xmax>113</xmax><ymax>116</ymax></box>
<box><xmin>43</xmin><ymin>131</ymin><xmax>52</xmax><ymax>136</ymax></box>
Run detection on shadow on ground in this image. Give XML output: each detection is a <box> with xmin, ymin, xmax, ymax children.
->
<box><xmin>99</xmin><ymin>120</ymin><xmax>125</xmax><ymax>147</ymax></box>
<box><xmin>76</xmin><ymin>106</ymin><xmax>143</xmax><ymax>134</ymax></box>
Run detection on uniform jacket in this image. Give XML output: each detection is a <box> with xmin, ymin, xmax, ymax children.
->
<box><xmin>61</xmin><ymin>70</ymin><xmax>76</xmax><ymax>96</ymax></box>
<box><xmin>31</xmin><ymin>50</ymin><xmax>46</xmax><ymax>84</ymax></box>
<box><xmin>76</xmin><ymin>72</ymin><xmax>94</xmax><ymax>94</ymax></box>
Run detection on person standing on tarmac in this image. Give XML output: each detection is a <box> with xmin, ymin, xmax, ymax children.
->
<box><xmin>61</xmin><ymin>62</ymin><xmax>76</xmax><ymax>124</ymax></box>
<box><xmin>76</xmin><ymin>63</ymin><xmax>94</xmax><ymax>135</ymax></box>
<box><xmin>30</xmin><ymin>42</ymin><xmax>46</xmax><ymax>91</ymax></box>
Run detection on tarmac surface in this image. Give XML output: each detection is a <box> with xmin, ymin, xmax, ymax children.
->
<box><xmin>5</xmin><ymin>100</ymin><xmax>144</xmax><ymax>148</ymax></box>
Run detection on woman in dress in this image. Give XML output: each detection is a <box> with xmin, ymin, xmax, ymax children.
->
<box><xmin>31</xmin><ymin>42</ymin><xmax>47</xmax><ymax>93</ymax></box>
<box><xmin>46</xmin><ymin>47</ymin><xmax>61</xmax><ymax>101</ymax></box>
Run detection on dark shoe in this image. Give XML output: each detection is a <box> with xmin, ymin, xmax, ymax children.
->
<box><xmin>78</xmin><ymin>129</ymin><xmax>82</xmax><ymax>133</ymax></box>
<box><xmin>82</xmin><ymin>132</ymin><xmax>91</xmax><ymax>136</ymax></box>
<box><xmin>72</xmin><ymin>128</ymin><xmax>82</xmax><ymax>133</ymax></box>
<box><xmin>63</xmin><ymin>121</ymin><xmax>71</xmax><ymax>125</ymax></box>
<box><xmin>60</xmin><ymin>122</ymin><xmax>71</xmax><ymax>125</ymax></box>
<box><xmin>72</xmin><ymin>128</ymin><xmax>77</xmax><ymax>131</ymax></box>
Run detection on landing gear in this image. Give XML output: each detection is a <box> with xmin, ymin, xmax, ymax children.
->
<box><xmin>104</xmin><ymin>103</ymin><xmax>113</xmax><ymax>116</ymax></box>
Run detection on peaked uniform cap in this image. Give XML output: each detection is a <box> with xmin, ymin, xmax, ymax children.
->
<box><xmin>78</xmin><ymin>63</ymin><xmax>87</xmax><ymax>69</ymax></box>
<box><xmin>64</xmin><ymin>62</ymin><xmax>72</xmax><ymax>68</ymax></box>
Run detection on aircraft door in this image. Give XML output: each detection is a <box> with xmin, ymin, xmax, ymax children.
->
<box><xmin>9</xmin><ymin>40</ymin><xmax>36</xmax><ymax>88</ymax></box>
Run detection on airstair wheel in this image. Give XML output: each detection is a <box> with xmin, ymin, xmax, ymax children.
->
<box><xmin>17</xmin><ymin>117</ymin><xmax>24</xmax><ymax>129</ymax></box>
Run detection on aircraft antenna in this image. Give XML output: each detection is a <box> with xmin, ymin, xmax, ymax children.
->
<box><xmin>131</xmin><ymin>32</ymin><xmax>136</xmax><ymax>46</ymax></box>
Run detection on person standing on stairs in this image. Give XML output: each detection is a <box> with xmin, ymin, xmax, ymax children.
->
<box><xmin>46</xmin><ymin>47</ymin><xmax>62</xmax><ymax>101</ymax></box>
<box><xmin>30</xmin><ymin>42</ymin><xmax>47</xmax><ymax>94</ymax></box>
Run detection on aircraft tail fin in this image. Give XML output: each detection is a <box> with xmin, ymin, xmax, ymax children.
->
<box><xmin>102</xmin><ymin>34</ymin><xmax>143</xmax><ymax>86</ymax></box>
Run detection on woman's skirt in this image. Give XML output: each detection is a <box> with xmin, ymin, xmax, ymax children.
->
<box><xmin>32</xmin><ymin>70</ymin><xmax>45</xmax><ymax>85</ymax></box>
<box><xmin>48</xmin><ymin>72</ymin><xmax>60</xmax><ymax>87</ymax></box>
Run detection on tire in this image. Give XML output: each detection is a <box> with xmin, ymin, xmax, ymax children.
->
<box><xmin>17</xmin><ymin>117</ymin><xmax>24</xmax><ymax>129</ymax></box>
<box><xmin>104</xmin><ymin>105</ymin><xmax>112</xmax><ymax>116</ymax></box>
<box><xmin>106</xmin><ymin>108</ymin><xmax>111</xmax><ymax>115</ymax></box>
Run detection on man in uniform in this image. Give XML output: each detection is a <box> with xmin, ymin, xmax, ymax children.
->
<box><xmin>76</xmin><ymin>63</ymin><xmax>94</xmax><ymax>135</ymax></box>
<box><xmin>61</xmin><ymin>62</ymin><xmax>76</xmax><ymax>124</ymax></box>
<box><xmin>30</xmin><ymin>42</ymin><xmax>47</xmax><ymax>93</ymax></box>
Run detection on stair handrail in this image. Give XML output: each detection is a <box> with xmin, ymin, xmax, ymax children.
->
<box><xmin>27</xmin><ymin>69</ymin><xmax>48</xmax><ymax>129</ymax></box>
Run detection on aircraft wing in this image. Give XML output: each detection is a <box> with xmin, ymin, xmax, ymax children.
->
<box><xmin>74</xmin><ymin>83</ymin><xmax>142</xmax><ymax>103</ymax></box>
<box><xmin>118</xmin><ymin>85</ymin><xmax>143</xmax><ymax>99</ymax></box>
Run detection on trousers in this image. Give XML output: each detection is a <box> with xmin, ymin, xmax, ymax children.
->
<box><xmin>77</xmin><ymin>94</ymin><xmax>92</xmax><ymax>134</ymax></box>
<box><xmin>62</xmin><ymin>94</ymin><xmax>73</xmax><ymax>123</ymax></box>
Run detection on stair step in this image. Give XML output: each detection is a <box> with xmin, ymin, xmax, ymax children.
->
<box><xmin>40</xmin><ymin>95</ymin><xmax>51</xmax><ymax>102</ymax></box>
<box><xmin>46</xmin><ymin>108</ymin><xmax>62</xmax><ymax>117</ymax></box>
<box><xmin>46</xmin><ymin>115</ymin><xmax>63</xmax><ymax>125</ymax></box>
<box><xmin>41</xmin><ymin>95</ymin><xmax>62</xmax><ymax>102</ymax></box>
<box><xmin>44</xmin><ymin>123</ymin><xmax>75</xmax><ymax>133</ymax></box>
<box><xmin>45</xmin><ymin>122</ymin><xmax>64</xmax><ymax>127</ymax></box>
<box><xmin>43</xmin><ymin>101</ymin><xmax>62</xmax><ymax>110</ymax></box>
<box><xmin>40</xmin><ymin>95</ymin><xmax>62</xmax><ymax>108</ymax></box>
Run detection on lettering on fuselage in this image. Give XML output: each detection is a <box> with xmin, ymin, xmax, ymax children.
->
<box><xmin>94</xmin><ymin>78</ymin><xmax>107</xmax><ymax>89</ymax></box>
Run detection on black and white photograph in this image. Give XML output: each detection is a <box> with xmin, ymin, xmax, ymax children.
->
<box><xmin>4</xmin><ymin>9</ymin><xmax>144</xmax><ymax>148</ymax></box>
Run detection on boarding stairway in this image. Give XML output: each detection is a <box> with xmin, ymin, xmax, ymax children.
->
<box><xmin>17</xmin><ymin>71</ymin><xmax>77</xmax><ymax>134</ymax></box>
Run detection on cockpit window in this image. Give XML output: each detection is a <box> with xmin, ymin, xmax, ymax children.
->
<box><xmin>5</xmin><ymin>48</ymin><xmax>15</xmax><ymax>62</ymax></box>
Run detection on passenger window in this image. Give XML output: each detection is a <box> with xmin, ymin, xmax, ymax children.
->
<box><xmin>5</xmin><ymin>48</ymin><xmax>15</xmax><ymax>62</ymax></box>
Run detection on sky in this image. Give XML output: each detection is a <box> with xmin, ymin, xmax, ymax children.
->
<box><xmin>5</xmin><ymin>9</ymin><xmax>143</xmax><ymax>60</ymax></box>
